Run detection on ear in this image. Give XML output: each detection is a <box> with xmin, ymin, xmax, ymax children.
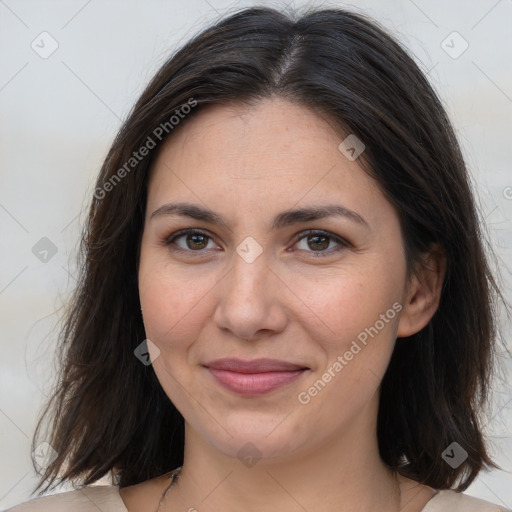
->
<box><xmin>397</xmin><ymin>245</ymin><xmax>446</xmax><ymax>338</ymax></box>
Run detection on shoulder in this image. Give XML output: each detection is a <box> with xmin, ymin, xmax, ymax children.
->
<box><xmin>3</xmin><ymin>485</ymin><xmax>127</xmax><ymax>512</ymax></box>
<box><xmin>424</xmin><ymin>490</ymin><xmax>511</xmax><ymax>512</ymax></box>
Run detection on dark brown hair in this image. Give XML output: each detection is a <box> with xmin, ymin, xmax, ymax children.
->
<box><xmin>32</xmin><ymin>5</ymin><xmax>504</xmax><ymax>495</ymax></box>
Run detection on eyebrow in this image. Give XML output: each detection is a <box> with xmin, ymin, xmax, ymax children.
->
<box><xmin>150</xmin><ymin>201</ymin><xmax>369</xmax><ymax>230</ymax></box>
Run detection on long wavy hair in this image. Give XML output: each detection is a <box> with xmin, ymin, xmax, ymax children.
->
<box><xmin>31</xmin><ymin>5</ymin><xmax>504</xmax><ymax>495</ymax></box>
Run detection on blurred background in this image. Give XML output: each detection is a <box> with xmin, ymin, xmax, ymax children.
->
<box><xmin>1</xmin><ymin>0</ymin><xmax>511</xmax><ymax>509</ymax></box>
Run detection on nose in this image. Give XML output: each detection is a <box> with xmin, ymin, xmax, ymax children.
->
<box><xmin>212</xmin><ymin>248</ymin><xmax>288</xmax><ymax>342</ymax></box>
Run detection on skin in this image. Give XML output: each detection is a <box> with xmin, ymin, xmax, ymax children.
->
<box><xmin>126</xmin><ymin>97</ymin><xmax>445</xmax><ymax>512</ymax></box>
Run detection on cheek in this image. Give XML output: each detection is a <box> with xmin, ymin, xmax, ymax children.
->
<box><xmin>291</xmin><ymin>261</ymin><xmax>402</xmax><ymax>412</ymax></box>
<box><xmin>138</xmin><ymin>260</ymin><xmax>212</xmax><ymax>411</ymax></box>
<box><xmin>288</xmin><ymin>263</ymin><xmax>400</xmax><ymax>349</ymax></box>
<box><xmin>138</xmin><ymin>255</ymin><xmax>214</xmax><ymax>349</ymax></box>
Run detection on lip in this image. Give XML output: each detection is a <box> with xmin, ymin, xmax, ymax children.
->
<box><xmin>205</xmin><ymin>358</ymin><xmax>307</xmax><ymax>373</ymax></box>
<box><xmin>204</xmin><ymin>358</ymin><xmax>309</xmax><ymax>395</ymax></box>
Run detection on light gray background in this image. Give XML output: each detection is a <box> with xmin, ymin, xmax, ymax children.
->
<box><xmin>1</xmin><ymin>0</ymin><xmax>511</xmax><ymax>509</ymax></box>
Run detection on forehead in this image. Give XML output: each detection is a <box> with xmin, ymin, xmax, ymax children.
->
<box><xmin>146</xmin><ymin>97</ymin><xmax>387</xmax><ymax>225</ymax></box>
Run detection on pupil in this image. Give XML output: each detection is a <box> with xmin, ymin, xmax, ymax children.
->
<box><xmin>188</xmin><ymin>233</ymin><xmax>207</xmax><ymax>249</ymax></box>
<box><xmin>309</xmin><ymin>235</ymin><xmax>328</xmax><ymax>250</ymax></box>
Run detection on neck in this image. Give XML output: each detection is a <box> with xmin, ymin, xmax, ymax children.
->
<box><xmin>164</xmin><ymin>394</ymin><xmax>402</xmax><ymax>512</ymax></box>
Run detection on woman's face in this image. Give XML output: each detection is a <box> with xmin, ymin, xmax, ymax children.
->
<box><xmin>138</xmin><ymin>97</ymin><xmax>412</xmax><ymax>463</ymax></box>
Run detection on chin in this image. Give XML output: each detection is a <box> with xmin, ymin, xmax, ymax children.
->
<box><xmin>196</xmin><ymin>414</ymin><xmax>310</xmax><ymax>465</ymax></box>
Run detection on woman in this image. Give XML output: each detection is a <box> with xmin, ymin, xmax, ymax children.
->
<box><xmin>7</xmin><ymin>6</ymin><xmax>510</xmax><ymax>512</ymax></box>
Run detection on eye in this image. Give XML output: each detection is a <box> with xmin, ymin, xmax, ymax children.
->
<box><xmin>164</xmin><ymin>229</ymin><xmax>219</xmax><ymax>253</ymax></box>
<box><xmin>163</xmin><ymin>228</ymin><xmax>350</xmax><ymax>258</ymax></box>
<box><xmin>292</xmin><ymin>229</ymin><xmax>350</xmax><ymax>257</ymax></box>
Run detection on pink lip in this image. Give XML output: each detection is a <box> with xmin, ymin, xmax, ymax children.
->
<box><xmin>204</xmin><ymin>358</ymin><xmax>308</xmax><ymax>395</ymax></box>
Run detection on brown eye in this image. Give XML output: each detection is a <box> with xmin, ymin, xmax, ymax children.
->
<box><xmin>165</xmin><ymin>229</ymin><xmax>218</xmax><ymax>253</ymax></box>
<box><xmin>293</xmin><ymin>230</ymin><xmax>350</xmax><ymax>257</ymax></box>
<box><xmin>307</xmin><ymin>234</ymin><xmax>330</xmax><ymax>251</ymax></box>
<box><xmin>184</xmin><ymin>232</ymin><xmax>209</xmax><ymax>250</ymax></box>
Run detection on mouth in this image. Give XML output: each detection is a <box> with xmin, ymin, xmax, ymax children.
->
<box><xmin>203</xmin><ymin>358</ymin><xmax>309</xmax><ymax>395</ymax></box>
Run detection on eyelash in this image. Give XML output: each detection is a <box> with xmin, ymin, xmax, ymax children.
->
<box><xmin>162</xmin><ymin>229</ymin><xmax>351</xmax><ymax>258</ymax></box>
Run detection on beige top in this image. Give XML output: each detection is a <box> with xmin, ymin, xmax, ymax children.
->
<box><xmin>4</xmin><ymin>486</ymin><xmax>511</xmax><ymax>512</ymax></box>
